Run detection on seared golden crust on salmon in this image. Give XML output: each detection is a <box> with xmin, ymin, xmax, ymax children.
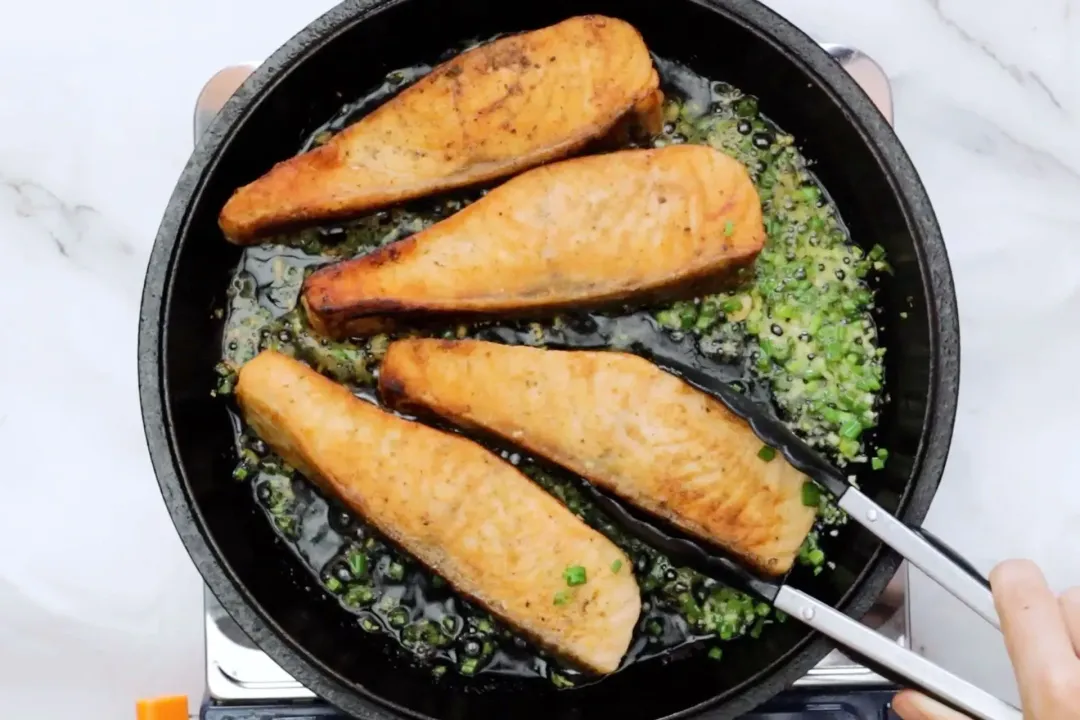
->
<box><xmin>219</xmin><ymin>15</ymin><xmax>660</xmax><ymax>244</ymax></box>
<box><xmin>379</xmin><ymin>340</ymin><xmax>816</xmax><ymax>576</ymax></box>
<box><xmin>236</xmin><ymin>351</ymin><xmax>639</xmax><ymax>673</ymax></box>
<box><xmin>302</xmin><ymin>145</ymin><xmax>765</xmax><ymax>338</ymax></box>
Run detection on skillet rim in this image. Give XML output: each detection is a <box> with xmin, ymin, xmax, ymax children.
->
<box><xmin>137</xmin><ymin>0</ymin><xmax>961</xmax><ymax>717</ymax></box>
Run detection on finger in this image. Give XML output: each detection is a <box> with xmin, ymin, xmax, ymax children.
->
<box><xmin>1061</xmin><ymin>586</ymin><xmax>1080</xmax><ymax>657</ymax></box>
<box><xmin>990</xmin><ymin>560</ymin><xmax>1076</xmax><ymax>696</ymax></box>
<box><xmin>892</xmin><ymin>690</ymin><xmax>972</xmax><ymax>720</ymax></box>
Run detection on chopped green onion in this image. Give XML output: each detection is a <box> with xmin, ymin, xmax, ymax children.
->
<box><xmin>708</xmin><ymin>647</ymin><xmax>723</xmax><ymax>660</ymax></box>
<box><xmin>724</xmin><ymin>220</ymin><xmax>735</xmax><ymax>236</ymax></box>
<box><xmin>401</xmin><ymin>621</ymin><xmax>425</xmax><ymax>643</ymax></box>
<box><xmin>734</xmin><ymin>96</ymin><xmax>758</xmax><ymax>118</ymax></box>
<box><xmin>232</xmin><ymin>465</ymin><xmax>250</xmax><ymax>481</ymax></box>
<box><xmin>343</xmin><ymin>584</ymin><xmax>374</xmax><ymax>608</ymax></box>
<box><xmin>550</xmin><ymin>672</ymin><xmax>575</xmax><ymax>689</ymax></box>
<box><xmin>695</xmin><ymin>308</ymin><xmax>719</xmax><ymax>331</ymax></box>
<box><xmin>677</xmin><ymin>592</ymin><xmax>704</xmax><ymax>627</ymax></box>
<box><xmin>721</xmin><ymin>297</ymin><xmax>744</xmax><ymax>314</ymax></box>
<box><xmin>677</xmin><ymin>303</ymin><xmax>699</xmax><ymax>329</ymax></box>
<box><xmin>798</xmin><ymin>533</ymin><xmax>826</xmax><ymax>570</ymax></box>
<box><xmin>839</xmin><ymin>419</ymin><xmax>863</xmax><ymax>440</ymax></box>
<box><xmin>274</xmin><ymin>516</ymin><xmax>298</xmax><ymax>539</ymax></box>
<box><xmin>325</xmin><ymin>576</ymin><xmax>342</xmax><ymax>593</ymax></box>
<box><xmin>801</xmin><ymin>481</ymin><xmax>821</xmax><ymax>507</ymax></box>
<box><xmin>388</xmin><ymin>607</ymin><xmax>409</xmax><ymax>628</ymax></box>
<box><xmin>347</xmin><ymin>550</ymin><xmax>368</xmax><ymax>578</ymax></box>
<box><xmin>757</xmin><ymin>445</ymin><xmax>776</xmax><ymax>462</ymax></box>
<box><xmin>563</xmin><ymin>565</ymin><xmax>587</xmax><ymax>586</ymax></box>
<box><xmin>611</xmin><ymin>559</ymin><xmax>623</xmax><ymax>573</ymax></box>
<box><xmin>820</xmin><ymin>406</ymin><xmax>842</xmax><ymax>424</ymax></box>
<box><xmin>774</xmin><ymin>303</ymin><xmax>796</xmax><ymax>320</ymax></box>
<box><xmin>855</xmin><ymin>376</ymin><xmax>882</xmax><ymax>392</ymax></box>
<box><xmin>387</xmin><ymin>562</ymin><xmax>405</xmax><ymax>581</ymax></box>
<box><xmin>460</xmin><ymin>657</ymin><xmax>479</xmax><ymax>676</ymax></box>
<box><xmin>425</xmin><ymin>621</ymin><xmax>452</xmax><ymax>647</ymax></box>
<box><xmin>655</xmin><ymin>309</ymin><xmax>681</xmax><ymax>329</ymax></box>
<box><xmin>838</xmin><ymin>437</ymin><xmax>860</xmax><ymax>458</ymax></box>
<box><xmin>553</xmin><ymin>590</ymin><xmax>572</xmax><ymax>606</ymax></box>
<box><xmin>871</xmin><ymin>456</ymin><xmax>886</xmax><ymax>470</ymax></box>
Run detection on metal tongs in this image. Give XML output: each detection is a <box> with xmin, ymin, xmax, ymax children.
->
<box><xmin>582</xmin><ymin>351</ymin><xmax>1021</xmax><ymax>720</ymax></box>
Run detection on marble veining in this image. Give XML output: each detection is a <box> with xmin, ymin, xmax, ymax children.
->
<box><xmin>0</xmin><ymin>0</ymin><xmax>1077</xmax><ymax>717</ymax></box>
<box><xmin>926</xmin><ymin>0</ymin><xmax>1065</xmax><ymax>111</ymax></box>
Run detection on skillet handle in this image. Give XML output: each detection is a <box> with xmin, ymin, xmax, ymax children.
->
<box><xmin>820</xmin><ymin>44</ymin><xmax>894</xmax><ymax>125</ymax></box>
<box><xmin>837</xmin><ymin>488</ymin><xmax>1000</xmax><ymax>630</ymax></box>
<box><xmin>194</xmin><ymin>63</ymin><xmax>257</xmax><ymax>142</ymax></box>
<box><xmin>773</xmin><ymin>586</ymin><xmax>1020</xmax><ymax>720</ymax></box>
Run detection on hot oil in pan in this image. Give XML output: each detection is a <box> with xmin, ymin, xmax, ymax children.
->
<box><xmin>214</xmin><ymin>53</ymin><xmax>890</xmax><ymax>689</ymax></box>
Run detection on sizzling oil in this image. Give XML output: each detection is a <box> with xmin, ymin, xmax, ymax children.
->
<box><xmin>213</xmin><ymin>53</ymin><xmax>888</xmax><ymax>688</ymax></box>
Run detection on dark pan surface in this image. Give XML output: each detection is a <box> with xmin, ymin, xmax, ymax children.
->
<box><xmin>138</xmin><ymin>1</ymin><xmax>959</xmax><ymax>718</ymax></box>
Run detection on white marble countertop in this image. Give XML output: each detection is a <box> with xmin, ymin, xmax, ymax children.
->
<box><xmin>0</xmin><ymin>0</ymin><xmax>1076</xmax><ymax>717</ymax></box>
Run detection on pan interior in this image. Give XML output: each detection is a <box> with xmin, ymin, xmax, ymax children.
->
<box><xmin>159</xmin><ymin>1</ymin><xmax>937</xmax><ymax>718</ymax></box>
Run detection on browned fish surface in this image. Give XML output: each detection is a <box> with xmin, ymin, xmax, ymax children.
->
<box><xmin>302</xmin><ymin>145</ymin><xmax>765</xmax><ymax>338</ymax></box>
<box><xmin>235</xmin><ymin>350</ymin><xmax>639</xmax><ymax>674</ymax></box>
<box><xmin>219</xmin><ymin>15</ymin><xmax>661</xmax><ymax>244</ymax></box>
<box><xmin>379</xmin><ymin>340</ymin><xmax>817</xmax><ymax>576</ymax></box>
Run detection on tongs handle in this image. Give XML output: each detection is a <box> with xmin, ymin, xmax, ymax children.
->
<box><xmin>774</xmin><ymin>586</ymin><xmax>1020</xmax><ymax>720</ymax></box>
<box><xmin>838</xmin><ymin>488</ymin><xmax>1000</xmax><ymax>630</ymax></box>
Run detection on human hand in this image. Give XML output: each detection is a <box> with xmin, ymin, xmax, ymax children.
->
<box><xmin>892</xmin><ymin>559</ymin><xmax>1080</xmax><ymax>719</ymax></box>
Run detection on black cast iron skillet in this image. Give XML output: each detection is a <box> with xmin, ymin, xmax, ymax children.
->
<box><xmin>137</xmin><ymin>0</ymin><xmax>961</xmax><ymax>718</ymax></box>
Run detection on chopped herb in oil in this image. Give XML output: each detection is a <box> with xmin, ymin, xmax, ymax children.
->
<box><xmin>563</xmin><ymin>565</ymin><xmax>587</xmax><ymax>586</ymax></box>
<box><xmin>221</xmin><ymin>55</ymin><xmax>889</xmax><ymax>685</ymax></box>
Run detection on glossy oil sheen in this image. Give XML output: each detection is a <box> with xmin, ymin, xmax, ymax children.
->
<box><xmin>214</xmin><ymin>51</ymin><xmax>883</xmax><ymax>687</ymax></box>
<box><xmin>141</xmin><ymin>1</ymin><xmax>957</xmax><ymax>719</ymax></box>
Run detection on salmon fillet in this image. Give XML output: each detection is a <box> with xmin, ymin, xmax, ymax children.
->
<box><xmin>302</xmin><ymin>145</ymin><xmax>765</xmax><ymax>339</ymax></box>
<box><xmin>379</xmin><ymin>340</ymin><xmax>817</xmax><ymax>576</ymax></box>
<box><xmin>219</xmin><ymin>15</ymin><xmax>661</xmax><ymax>244</ymax></box>
<box><xmin>235</xmin><ymin>350</ymin><xmax>639</xmax><ymax>674</ymax></box>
